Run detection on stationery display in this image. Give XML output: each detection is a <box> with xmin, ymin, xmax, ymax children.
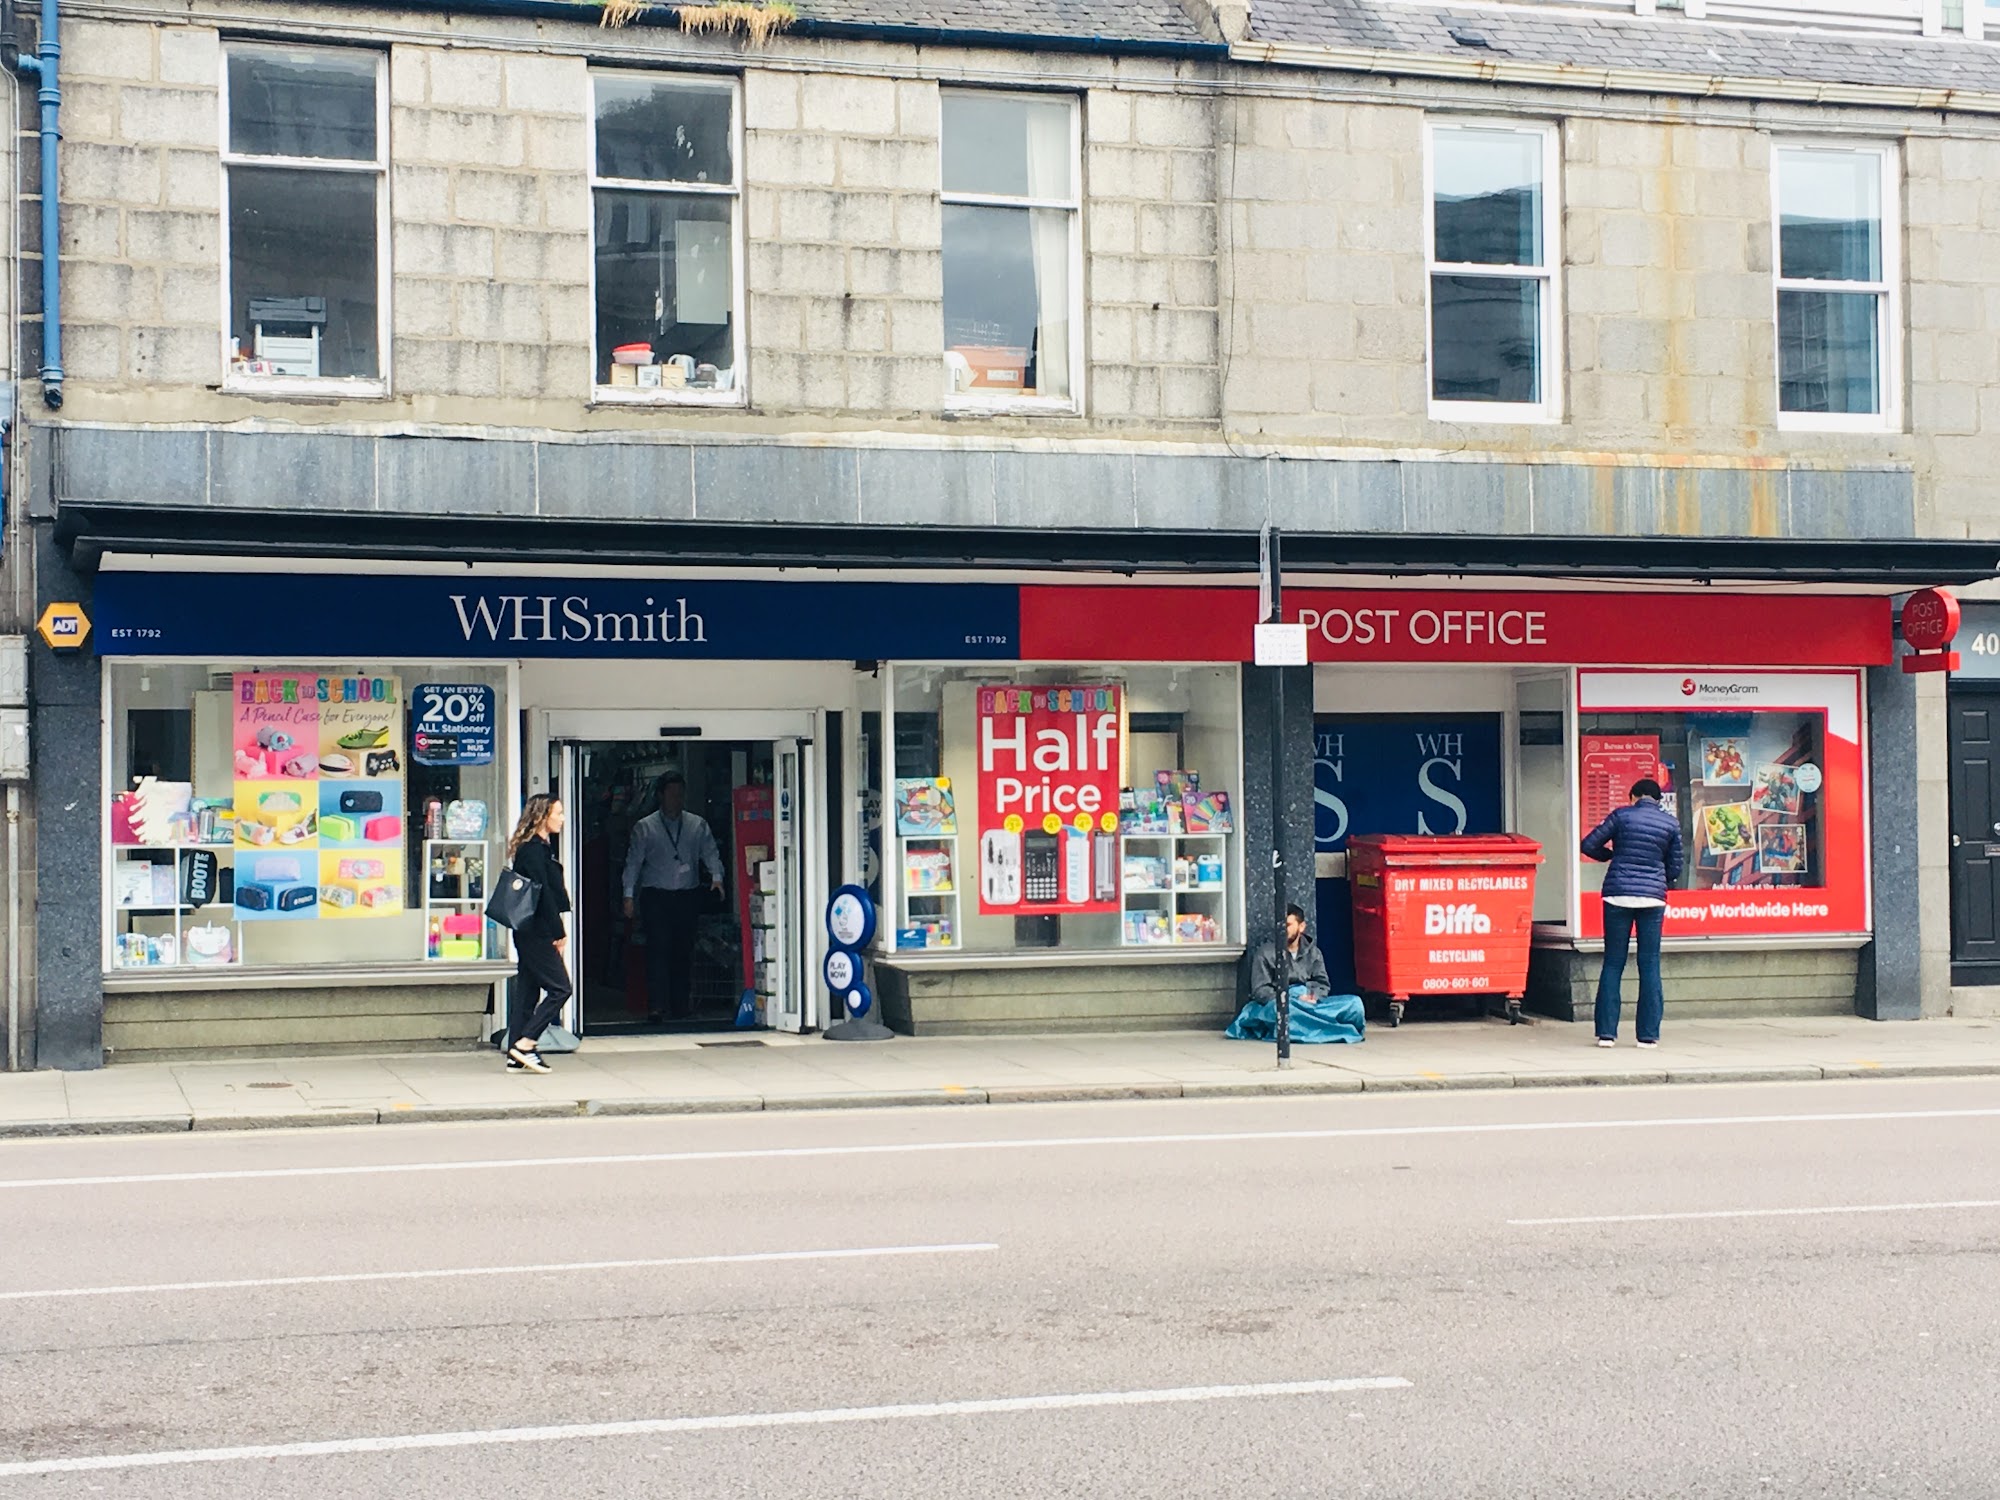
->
<box><xmin>893</xmin><ymin>778</ymin><xmax>957</xmax><ymax>836</ymax></box>
<box><xmin>231</xmin><ymin>672</ymin><xmax>406</xmax><ymax>924</ymax></box>
<box><xmin>1116</xmin><ymin>765</ymin><xmax>1233</xmax><ymax>947</ymax></box>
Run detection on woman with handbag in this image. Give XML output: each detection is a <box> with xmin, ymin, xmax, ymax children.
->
<box><xmin>503</xmin><ymin>795</ymin><xmax>572</xmax><ymax>1074</ymax></box>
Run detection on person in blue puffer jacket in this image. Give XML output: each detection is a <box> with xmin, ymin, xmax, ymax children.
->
<box><xmin>1580</xmin><ymin>778</ymin><xmax>1684</xmax><ymax>1049</ymax></box>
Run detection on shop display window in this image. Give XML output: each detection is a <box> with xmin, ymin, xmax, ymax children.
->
<box><xmin>1574</xmin><ymin>671</ymin><xmax>1867</xmax><ymax>939</ymax></box>
<box><xmin>886</xmin><ymin>665</ymin><xmax>1242</xmax><ymax>954</ymax></box>
<box><xmin>106</xmin><ymin>664</ymin><xmax>510</xmax><ymax>973</ymax></box>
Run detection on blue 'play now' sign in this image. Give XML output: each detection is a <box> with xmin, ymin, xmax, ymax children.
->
<box><xmin>93</xmin><ymin>573</ymin><xmax>1022</xmax><ymax>661</ymax></box>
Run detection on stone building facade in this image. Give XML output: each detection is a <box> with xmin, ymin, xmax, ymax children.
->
<box><xmin>7</xmin><ymin>0</ymin><xmax>2000</xmax><ymax>1067</ymax></box>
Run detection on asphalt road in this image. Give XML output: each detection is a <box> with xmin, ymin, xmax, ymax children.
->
<box><xmin>2</xmin><ymin>1077</ymin><xmax>1999</xmax><ymax>1498</ymax></box>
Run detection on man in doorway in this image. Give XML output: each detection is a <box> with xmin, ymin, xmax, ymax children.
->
<box><xmin>623</xmin><ymin>771</ymin><xmax>725</xmax><ymax>1023</ymax></box>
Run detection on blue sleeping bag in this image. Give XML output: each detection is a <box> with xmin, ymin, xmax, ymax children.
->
<box><xmin>1226</xmin><ymin>986</ymin><xmax>1366</xmax><ymax>1044</ymax></box>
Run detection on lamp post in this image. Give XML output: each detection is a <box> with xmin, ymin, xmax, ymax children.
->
<box><xmin>1259</xmin><ymin>527</ymin><xmax>1292</xmax><ymax>1068</ymax></box>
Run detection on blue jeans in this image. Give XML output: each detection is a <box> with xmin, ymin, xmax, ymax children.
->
<box><xmin>1595</xmin><ymin>903</ymin><xmax>1664</xmax><ymax>1043</ymax></box>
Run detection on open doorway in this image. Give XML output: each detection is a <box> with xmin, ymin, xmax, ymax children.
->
<box><xmin>567</xmin><ymin>739</ymin><xmax>779</xmax><ymax>1034</ymax></box>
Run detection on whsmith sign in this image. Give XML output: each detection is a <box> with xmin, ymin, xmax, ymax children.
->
<box><xmin>92</xmin><ymin>574</ymin><xmax>1022</xmax><ymax>660</ymax></box>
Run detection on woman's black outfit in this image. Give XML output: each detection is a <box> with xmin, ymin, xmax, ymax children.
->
<box><xmin>509</xmin><ymin>833</ymin><xmax>573</xmax><ymax>1045</ymax></box>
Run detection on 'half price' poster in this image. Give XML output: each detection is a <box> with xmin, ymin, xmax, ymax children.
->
<box><xmin>975</xmin><ymin>684</ymin><xmax>1122</xmax><ymax>916</ymax></box>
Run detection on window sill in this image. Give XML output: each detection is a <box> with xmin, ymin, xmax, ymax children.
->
<box><xmin>592</xmin><ymin>386</ymin><xmax>745</xmax><ymax>408</ymax></box>
<box><xmin>102</xmin><ymin>958</ymin><xmax>516</xmax><ymax>992</ymax></box>
<box><xmin>224</xmin><ymin>375</ymin><xmax>388</xmax><ymax>401</ymax></box>
<box><xmin>1429</xmin><ymin>400</ymin><xmax>1562</xmax><ymax>426</ymax></box>
<box><xmin>1776</xmin><ymin>412</ymin><xmax>1897</xmax><ymax>435</ymax></box>
<box><xmin>945</xmin><ymin>394</ymin><xmax>1082</xmax><ymax>419</ymax></box>
<box><xmin>872</xmin><ymin>945</ymin><xmax>1243</xmax><ymax>970</ymax></box>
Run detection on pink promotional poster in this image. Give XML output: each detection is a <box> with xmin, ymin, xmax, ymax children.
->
<box><xmin>232</xmin><ymin>673</ymin><xmax>406</xmax><ymax>921</ymax></box>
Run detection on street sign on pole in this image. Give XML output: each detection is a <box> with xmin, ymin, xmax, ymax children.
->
<box><xmin>1254</xmin><ymin>622</ymin><xmax>1309</xmax><ymax>666</ymax></box>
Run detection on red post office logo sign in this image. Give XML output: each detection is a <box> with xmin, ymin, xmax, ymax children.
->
<box><xmin>1900</xmin><ymin>588</ymin><xmax>1961</xmax><ymax>651</ymax></box>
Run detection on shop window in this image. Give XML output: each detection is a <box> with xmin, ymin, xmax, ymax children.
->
<box><xmin>1426</xmin><ymin>120</ymin><xmax>1559</xmax><ymax>421</ymax></box>
<box><xmin>106</xmin><ymin>664</ymin><xmax>510</xmax><ymax>973</ymax></box>
<box><xmin>1574</xmin><ymin>671</ymin><xmax>1868</xmax><ymax>940</ymax></box>
<box><xmin>222</xmin><ymin>45</ymin><xmax>386</xmax><ymax>390</ymax></box>
<box><xmin>885</xmin><ymin>665</ymin><xmax>1241</xmax><ymax>954</ymax></box>
<box><xmin>941</xmin><ymin>90</ymin><xmax>1080</xmax><ymax>409</ymax></box>
<box><xmin>1511</xmin><ymin>673</ymin><xmax>1573</xmax><ymax>926</ymax></box>
<box><xmin>1775</xmin><ymin>144</ymin><xmax>1897</xmax><ymax>427</ymax></box>
<box><xmin>591</xmin><ymin>73</ymin><xmax>743</xmax><ymax>403</ymax></box>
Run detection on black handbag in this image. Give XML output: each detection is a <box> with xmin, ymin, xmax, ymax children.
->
<box><xmin>484</xmin><ymin>867</ymin><xmax>540</xmax><ymax>930</ymax></box>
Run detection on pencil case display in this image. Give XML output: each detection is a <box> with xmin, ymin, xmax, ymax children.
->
<box><xmin>337</xmin><ymin>857</ymin><xmax>385</xmax><ymax>880</ymax></box>
<box><xmin>439</xmin><ymin>939</ymin><xmax>482</xmax><ymax>960</ymax></box>
<box><xmin>363</xmin><ymin>814</ymin><xmax>401</xmax><ymax>841</ymax></box>
<box><xmin>441</xmin><ymin>913</ymin><xmax>483</xmax><ymax>936</ymax></box>
<box><xmin>238</xmin><ymin>879</ymin><xmax>315</xmax><ymax>912</ymax></box>
<box><xmin>320</xmin><ymin>814</ymin><xmax>359</xmax><ymax>842</ymax></box>
<box><xmin>321</xmin><ymin>882</ymin><xmax>359</xmax><ymax>909</ymax></box>
<box><xmin>339</xmin><ymin>790</ymin><xmax>385</xmax><ymax>814</ymax></box>
<box><xmin>360</xmin><ymin>884</ymin><xmax>400</xmax><ymax>908</ymax></box>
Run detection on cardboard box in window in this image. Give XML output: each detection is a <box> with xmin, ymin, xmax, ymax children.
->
<box><xmin>952</xmin><ymin>345</ymin><xmax>1030</xmax><ymax>391</ymax></box>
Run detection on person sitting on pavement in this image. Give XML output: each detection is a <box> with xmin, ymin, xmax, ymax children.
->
<box><xmin>1228</xmin><ymin>904</ymin><xmax>1364</xmax><ymax>1044</ymax></box>
<box><xmin>1250</xmin><ymin>903</ymin><xmax>1331</xmax><ymax>1007</ymax></box>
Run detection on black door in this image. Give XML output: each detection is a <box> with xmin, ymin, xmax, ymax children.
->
<box><xmin>1949</xmin><ymin>687</ymin><xmax>2000</xmax><ymax>973</ymax></box>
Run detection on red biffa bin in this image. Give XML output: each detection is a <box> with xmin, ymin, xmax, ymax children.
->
<box><xmin>1348</xmin><ymin>834</ymin><xmax>1544</xmax><ymax>1027</ymax></box>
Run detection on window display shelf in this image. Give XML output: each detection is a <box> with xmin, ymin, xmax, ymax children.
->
<box><xmin>423</xmin><ymin>838</ymin><xmax>497</xmax><ymax>961</ymax></box>
<box><xmin>897</xmin><ymin>833</ymin><xmax>958</xmax><ymax>950</ymax></box>
<box><xmin>1120</xmin><ymin>834</ymin><xmax>1228</xmax><ymax>946</ymax></box>
<box><xmin>110</xmin><ymin>845</ymin><xmax>240</xmax><ymax>970</ymax></box>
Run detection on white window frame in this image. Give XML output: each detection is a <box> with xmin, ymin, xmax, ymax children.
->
<box><xmin>1423</xmin><ymin>118</ymin><xmax>1562</xmax><ymax>425</ymax></box>
<box><xmin>939</xmin><ymin>88</ymin><xmax>1085</xmax><ymax>417</ymax></box>
<box><xmin>587</xmin><ymin>70</ymin><xmax>747</xmax><ymax>408</ymax></box>
<box><xmin>1773</xmin><ymin>141</ymin><xmax>1901</xmax><ymax>433</ymax></box>
<box><xmin>218</xmin><ymin>43</ymin><xmax>390</xmax><ymax>399</ymax></box>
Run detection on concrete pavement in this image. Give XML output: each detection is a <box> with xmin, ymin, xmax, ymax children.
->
<box><xmin>5</xmin><ymin>1013</ymin><xmax>2000</xmax><ymax>1136</ymax></box>
<box><xmin>3</xmin><ymin>1078</ymin><xmax>2000</xmax><ymax>1496</ymax></box>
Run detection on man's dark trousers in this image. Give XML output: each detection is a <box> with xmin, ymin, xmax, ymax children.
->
<box><xmin>641</xmin><ymin>887</ymin><xmax>704</xmax><ymax>1020</ymax></box>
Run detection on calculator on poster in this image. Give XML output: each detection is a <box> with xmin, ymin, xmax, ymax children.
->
<box><xmin>1023</xmin><ymin>833</ymin><xmax>1060</xmax><ymax>903</ymax></box>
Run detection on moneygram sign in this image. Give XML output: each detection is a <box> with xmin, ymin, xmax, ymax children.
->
<box><xmin>1678</xmin><ymin>676</ymin><xmax>1764</xmax><ymax>702</ymax></box>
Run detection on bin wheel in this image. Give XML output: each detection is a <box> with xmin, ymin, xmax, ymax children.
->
<box><xmin>1506</xmin><ymin>1000</ymin><xmax>1524</xmax><ymax>1025</ymax></box>
<box><xmin>1388</xmin><ymin>1002</ymin><xmax>1404</xmax><ymax>1028</ymax></box>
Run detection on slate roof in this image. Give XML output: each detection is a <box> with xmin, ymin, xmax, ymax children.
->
<box><xmin>1248</xmin><ymin>0</ymin><xmax>2000</xmax><ymax>94</ymax></box>
<box><xmin>684</xmin><ymin>0</ymin><xmax>1217</xmax><ymax>47</ymax></box>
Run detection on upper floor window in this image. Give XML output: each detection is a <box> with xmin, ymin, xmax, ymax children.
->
<box><xmin>1775</xmin><ymin>144</ymin><xmax>1898</xmax><ymax>429</ymax></box>
<box><xmin>1426</xmin><ymin>121</ymin><xmax>1560</xmax><ymax>422</ymax></box>
<box><xmin>590</xmin><ymin>73</ymin><xmax>743</xmax><ymax>404</ymax></box>
<box><xmin>221</xmin><ymin>45</ymin><xmax>387</xmax><ymax>392</ymax></box>
<box><xmin>941</xmin><ymin>90</ymin><xmax>1080</xmax><ymax>410</ymax></box>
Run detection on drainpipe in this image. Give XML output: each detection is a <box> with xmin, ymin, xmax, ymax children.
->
<box><xmin>5</xmin><ymin>784</ymin><xmax>17</xmax><ymax>1073</ymax></box>
<box><xmin>6</xmin><ymin>0</ymin><xmax>62</xmax><ymax>409</ymax></box>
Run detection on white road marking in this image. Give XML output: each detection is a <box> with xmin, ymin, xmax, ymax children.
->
<box><xmin>3</xmin><ymin>1105</ymin><xmax>1999</xmax><ymax>1192</ymax></box>
<box><xmin>0</xmin><ymin>1242</ymin><xmax>998</xmax><ymax>1303</ymax></box>
<box><xmin>1511</xmin><ymin>1199</ymin><xmax>2000</xmax><ymax>1227</ymax></box>
<box><xmin>0</xmin><ymin>1376</ymin><xmax>1414</xmax><ymax>1477</ymax></box>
